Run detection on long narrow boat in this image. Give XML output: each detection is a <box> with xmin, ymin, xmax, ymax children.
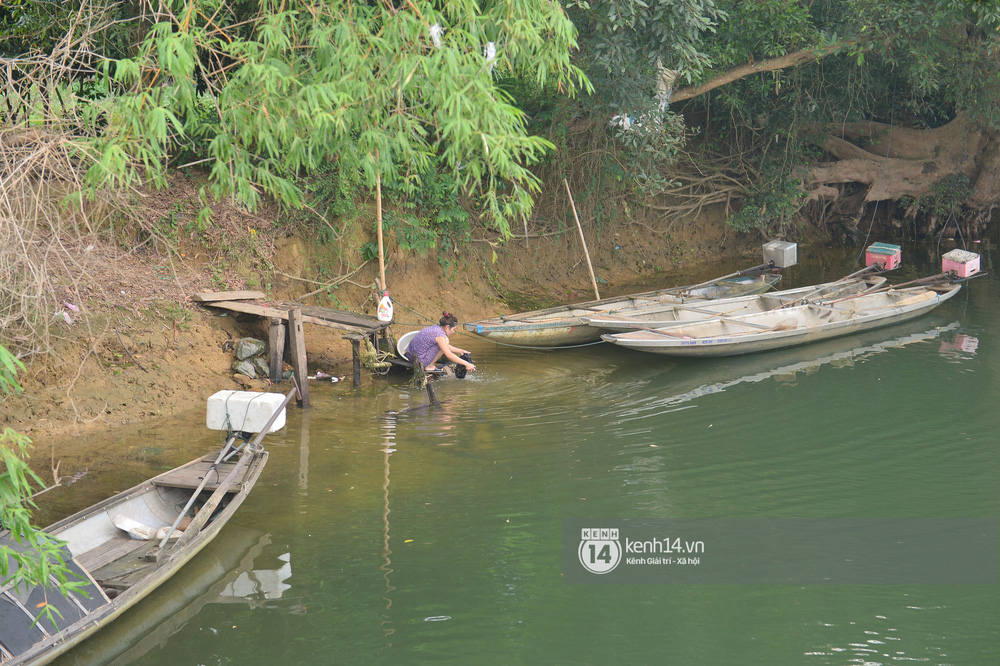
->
<box><xmin>464</xmin><ymin>272</ymin><xmax>782</xmax><ymax>347</ymax></box>
<box><xmin>601</xmin><ymin>282</ymin><xmax>962</xmax><ymax>357</ymax></box>
<box><xmin>582</xmin><ymin>275</ymin><xmax>886</xmax><ymax>333</ymax></box>
<box><xmin>0</xmin><ymin>387</ymin><xmax>296</xmax><ymax>665</ymax></box>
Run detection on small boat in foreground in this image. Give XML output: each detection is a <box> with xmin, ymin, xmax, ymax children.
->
<box><xmin>465</xmin><ymin>272</ymin><xmax>782</xmax><ymax>348</ymax></box>
<box><xmin>0</xmin><ymin>387</ymin><xmax>296</xmax><ymax>665</ymax></box>
<box><xmin>582</xmin><ymin>275</ymin><xmax>886</xmax><ymax>333</ymax></box>
<box><xmin>602</xmin><ymin>282</ymin><xmax>962</xmax><ymax>357</ymax></box>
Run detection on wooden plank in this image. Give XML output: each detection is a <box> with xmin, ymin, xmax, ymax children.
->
<box><xmin>152</xmin><ymin>460</ymin><xmax>247</xmax><ymax>491</ymax></box>
<box><xmin>274</xmin><ymin>302</ymin><xmax>384</xmax><ymax>328</ymax></box>
<box><xmin>288</xmin><ymin>308</ymin><xmax>310</xmax><ymax>407</ymax></box>
<box><xmin>77</xmin><ymin>536</ymin><xmax>150</xmax><ymax>573</ymax></box>
<box><xmin>90</xmin><ymin>540</ymin><xmax>159</xmax><ymax>588</ymax></box>
<box><xmin>202</xmin><ymin>300</ymin><xmax>380</xmax><ymax>334</ymax></box>
<box><xmin>269</xmin><ymin>318</ymin><xmax>286</xmax><ymax>382</ymax></box>
<box><xmin>201</xmin><ymin>300</ymin><xmax>287</xmax><ymax>317</ymax></box>
<box><xmin>191</xmin><ymin>290</ymin><xmax>267</xmax><ymax>303</ymax></box>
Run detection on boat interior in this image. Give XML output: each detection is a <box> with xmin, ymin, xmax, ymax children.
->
<box><xmin>0</xmin><ymin>452</ymin><xmax>250</xmax><ymax>660</ymax></box>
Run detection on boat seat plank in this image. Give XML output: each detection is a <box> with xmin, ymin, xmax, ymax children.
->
<box><xmin>77</xmin><ymin>535</ymin><xmax>151</xmax><ymax>573</ymax></box>
<box><xmin>89</xmin><ymin>539</ymin><xmax>159</xmax><ymax>589</ymax></box>
<box><xmin>152</xmin><ymin>460</ymin><xmax>249</xmax><ymax>491</ymax></box>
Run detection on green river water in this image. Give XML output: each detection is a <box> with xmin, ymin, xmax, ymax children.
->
<box><xmin>42</xmin><ymin>241</ymin><xmax>998</xmax><ymax>665</ymax></box>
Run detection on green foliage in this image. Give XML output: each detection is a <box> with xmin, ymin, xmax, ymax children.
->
<box><xmin>1</xmin><ymin>345</ymin><xmax>86</xmax><ymax>612</ymax></box>
<box><xmin>295</xmin><ymin>161</ymin><xmax>362</xmax><ymax>230</ymax></box>
<box><xmin>155</xmin><ymin>202</ymin><xmax>187</xmax><ymax>243</ymax></box>
<box><xmin>563</xmin><ymin>1</ymin><xmax>726</xmax><ymax>191</ymax></box>
<box><xmin>569</xmin><ymin>0</ymin><xmax>726</xmax><ymax>92</ymax></box>
<box><xmin>612</xmin><ymin>111</ymin><xmax>687</xmax><ymax>195</ymax></box>
<box><xmin>384</xmin><ymin>162</ymin><xmax>472</xmax><ymax>276</ymax></box>
<box><xmin>910</xmin><ymin>174</ymin><xmax>973</xmax><ymax>220</ymax></box>
<box><xmin>727</xmin><ymin>164</ymin><xmax>805</xmax><ymax>233</ymax></box>
<box><xmin>58</xmin><ymin>0</ymin><xmax>588</xmax><ymax>236</ymax></box>
<box><xmin>360</xmin><ymin>242</ymin><xmax>379</xmax><ymax>263</ymax></box>
<box><xmin>0</xmin><ymin>345</ymin><xmax>23</xmax><ymax>396</ymax></box>
<box><xmin>713</xmin><ymin>0</ymin><xmax>821</xmax><ymax>66</ymax></box>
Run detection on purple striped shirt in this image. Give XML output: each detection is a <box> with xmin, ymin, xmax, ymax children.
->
<box><xmin>405</xmin><ymin>325</ymin><xmax>447</xmax><ymax>366</ymax></box>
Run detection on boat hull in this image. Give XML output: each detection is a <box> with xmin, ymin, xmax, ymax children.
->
<box><xmin>583</xmin><ymin>277</ymin><xmax>885</xmax><ymax>333</ymax></box>
<box><xmin>1</xmin><ymin>448</ymin><xmax>268</xmax><ymax>665</ymax></box>
<box><xmin>465</xmin><ymin>274</ymin><xmax>781</xmax><ymax>347</ymax></box>
<box><xmin>602</xmin><ymin>283</ymin><xmax>961</xmax><ymax>357</ymax></box>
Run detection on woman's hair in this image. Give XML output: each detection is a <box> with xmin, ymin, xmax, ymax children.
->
<box><xmin>439</xmin><ymin>312</ymin><xmax>458</xmax><ymax>328</ymax></box>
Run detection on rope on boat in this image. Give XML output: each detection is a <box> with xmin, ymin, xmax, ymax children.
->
<box><xmin>218</xmin><ymin>392</ymin><xmax>266</xmax><ymax>459</ymax></box>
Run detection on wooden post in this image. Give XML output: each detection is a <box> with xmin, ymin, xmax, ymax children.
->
<box><xmin>268</xmin><ymin>318</ymin><xmax>286</xmax><ymax>382</ymax></box>
<box><xmin>426</xmin><ymin>379</ymin><xmax>439</xmax><ymax>406</ymax></box>
<box><xmin>350</xmin><ymin>336</ymin><xmax>362</xmax><ymax>388</ymax></box>
<box><xmin>564</xmin><ymin>178</ymin><xmax>601</xmax><ymax>300</ymax></box>
<box><xmin>287</xmin><ymin>308</ymin><xmax>310</xmax><ymax>407</ymax></box>
<box><xmin>412</xmin><ymin>359</ymin><xmax>440</xmax><ymax>406</ymax></box>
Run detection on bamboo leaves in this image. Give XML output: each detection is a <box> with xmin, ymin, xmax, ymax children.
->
<box><xmin>51</xmin><ymin>0</ymin><xmax>589</xmax><ymax>235</ymax></box>
<box><xmin>1</xmin><ymin>346</ymin><xmax>86</xmax><ymax>604</ymax></box>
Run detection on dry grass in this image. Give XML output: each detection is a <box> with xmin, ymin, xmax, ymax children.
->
<box><xmin>1</xmin><ymin>130</ymin><xmax>116</xmax><ymax>357</ymax></box>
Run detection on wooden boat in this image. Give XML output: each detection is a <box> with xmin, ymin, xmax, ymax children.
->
<box><xmin>55</xmin><ymin>527</ymin><xmax>270</xmax><ymax>666</ymax></box>
<box><xmin>601</xmin><ymin>282</ymin><xmax>962</xmax><ymax>357</ymax></box>
<box><xmin>464</xmin><ymin>272</ymin><xmax>782</xmax><ymax>347</ymax></box>
<box><xmin>582</xmin><ymin>275</ymin><xmax>886</xmax><ymax>333</ymax></box>
<box><xmin>605</xmin><ymin>320</ymin><xmax>959</xmax><ymax>414</ymax></box>
<box><xmin>0</xmin><ymin>387</ymin><xmax>296</xmax><ymax>665</ymax></box>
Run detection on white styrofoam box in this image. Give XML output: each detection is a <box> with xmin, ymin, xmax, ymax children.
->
<box><xmin>206</xmin><ymin>390</ymin><xmax>287</xmax><ymax>433</ymax></box>
<box><xmin>763</xmin><ymin>241</ymin><xmax>797</xmax><ymax>268</ymax></box>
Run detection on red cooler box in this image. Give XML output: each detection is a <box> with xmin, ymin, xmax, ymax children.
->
<box><xmin>941</xmin><ymin>249</ymin><xmax>980</xmax><ymax>277</ymax></box>
<box><xmin>865</xmin><ymin>242</ymin><xmax>902</xmax><ymax>270</ymax></box>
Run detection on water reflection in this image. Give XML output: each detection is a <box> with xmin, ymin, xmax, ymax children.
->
<box><xmin>379</xmin><ymin>409</ymin><xmax>397</xmax><ymax>644</ymax></box>
<box><xmin>938</xmin><ymin>332</ymin><xmax>979</xmax><ymax>356</ymax></box>
<box><xmin>614</xmin><ymin>320</ymin><xmax>962</xmax><ymax>421</ymax></box>
<box><xmin>218</xmin><ymin>551</ymin><xmax>292</xmax><ymax>607</ymax></box>
<box><xmin>299</xmin><ymin>403</ymin><xmax>310</xmax><ymax>491</ymax></box>
<box><xmin>53</xmin><ymin>526</ymin><xmax>271</xmax><ymax>666</ymax></box>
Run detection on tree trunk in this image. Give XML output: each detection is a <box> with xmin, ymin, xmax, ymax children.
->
<box><xmin>803</xmin><ymin>113</ymin><xmax>990</xmax><ymax>202</ymax></box>
<box><xmin>799</xmin><ymin>113</ymin><xmax>1000</xmax><ymax>236</ymax></box>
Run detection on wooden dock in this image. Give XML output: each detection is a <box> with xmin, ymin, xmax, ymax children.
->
<box><xmin>192</xmin><ymin>290</ymin><xmax>393</xmax><ymax>397</ymax></box>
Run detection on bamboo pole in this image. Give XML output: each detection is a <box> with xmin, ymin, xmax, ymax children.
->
<box><xmin>376</xmin><ymin>153</ymin><xmax>387</xmax><ymax>292</ymax></box>
<box><xmin>563</xmin><ymin>178</ymin><xmax>600</xmax><ymax>300</ymax></box>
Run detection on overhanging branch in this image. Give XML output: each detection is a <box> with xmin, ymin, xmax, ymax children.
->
<box><xmin>671</xmin><ymin>42</ymin><xmax>850</xmax><ymax>104</ymax></box>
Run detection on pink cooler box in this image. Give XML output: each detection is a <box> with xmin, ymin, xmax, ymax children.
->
<box><xmin>865</xmin><ymin>243</ymin><xmax>902</xmax><ymax>270</ymax></box>
<box><xmin>942</xmin><ymin>249</ymin><xmax>980</xmax><ymax>277</ymax></box>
